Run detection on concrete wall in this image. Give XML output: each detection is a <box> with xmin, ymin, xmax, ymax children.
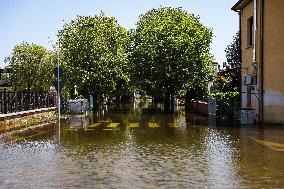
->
<box><xmin>239</xmin><ymin>0</ymin><xmax>284</xmax><ymax>124</ymax></box>
<box><xmin>262</xmin><ymin>0</ymin><xmax>284</xmax><ymax>124</ymax></box>
<box><xmin>240</xmin><ymin>0</ymin><xmax>259</xmax><ymax>118</ymax></box>
<box><xmin>241</xmin><ymin>1</ymin><xmax>255</xmax><ymax>75</ymax></box>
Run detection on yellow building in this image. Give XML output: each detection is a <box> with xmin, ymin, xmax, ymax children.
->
<box><xmin>232</xmin><ymin>0</ymin><xmax>284</xmax><ymax>124</ymax></box>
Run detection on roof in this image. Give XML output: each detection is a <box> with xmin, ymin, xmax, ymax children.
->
<box><xmin>232</xmin><ymin>0</ymin><xmax>253</xmax><ymax>11</ymax></box>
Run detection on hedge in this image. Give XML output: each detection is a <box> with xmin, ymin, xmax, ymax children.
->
<box><xmin>210</xmin><ymin>92</ymin><xmax>240</xmax><ymax>124</ymax></box>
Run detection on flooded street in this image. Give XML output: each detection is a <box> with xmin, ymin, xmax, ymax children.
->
<box><xmin>1</xmin><ymin>103</ymin><xmax>284</xmax><ymax>188</ymax></box>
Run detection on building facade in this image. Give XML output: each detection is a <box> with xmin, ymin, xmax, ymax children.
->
<box><xmin>232</xmin><ymin>0</ymin><xmax>284</xmax><ymax>124</ymax></box>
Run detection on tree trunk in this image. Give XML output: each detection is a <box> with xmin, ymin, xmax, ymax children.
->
<box><xmin>164</xmin><ymin>94</ymin><xmax>170</xmax><ymax>113</ymax></box>
<box><xmin>164</xmin><ymin>90</ymin><xmax>174</xmax><ymax>113</ymax></box>
<box><xmin>70</xmin><ymin>86</ymin><xmax>75</xmax><ymax>99</ymax></box>
<box><xmin>185</xmin><ymin>90</ymin><xmax>190</xmax><ymax>112</ymax></box>
<box><xmin>28</xmin><ymin>84</ymin><xmax>31</xmax><ymax>93</ymax></box>
<box><xmin>170</xmin><ymin>95</ymin><xmax>175</xmax><ymax>110</ymax></box>
<box><xmin>152</xmin><ymin>95</ymin><xmax>158</xmax><ymax>105</ymax></box>
<box><xmin>92</xmin><ymin>95</ymin><xmax>99</xmax><ymax>111</ymax></box>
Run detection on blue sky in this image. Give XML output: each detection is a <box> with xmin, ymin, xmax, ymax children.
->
<box><xmin>0</xmin><ymin>0</ymin><xmax>239</xmax><ymax>68</ymax></box>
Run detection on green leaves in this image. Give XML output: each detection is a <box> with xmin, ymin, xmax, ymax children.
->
<box><xmin>5</xmin><ymin>42</ymin><xmax>55</xmax><ymax>92</ymax></box>
<box><xmin>59</xmin><ymin>14</ymin><xmax>130</xmax><ymax>98</ymax></box>
<box><xmin>210</xmin><ymin>92</ymin><xmax>240</xmax><ymax>122</ymax></box>
<box><xmin>129</xmin><ymin>7</ymin><xmax>214</xmax><ymax>97</ymax></box>
<box><xmin>5</xmin><ymin>7</ymin><xmax>215</xmax><ymax>102</ymax></box>
<box><xmin>217</xmin><ymin>32</ymin><xmax>241</xmax><ymax>92</ymax></box>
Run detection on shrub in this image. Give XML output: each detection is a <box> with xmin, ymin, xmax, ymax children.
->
<box><xmin>210</xmin><ymin>92</ymin><xmax>240</xmax><ymax>124</ymax></box>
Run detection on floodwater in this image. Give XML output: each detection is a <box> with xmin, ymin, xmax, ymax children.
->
<box><xmin>0</xmin><ymin>103</ymin><xmax>284</xmax><ymax>188</ymax></box>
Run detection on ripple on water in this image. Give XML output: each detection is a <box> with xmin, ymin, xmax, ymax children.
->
<box><xmin>1</xmin><ymin>110</ymin><xmax>284</xmax><ymax>188</ymax></box>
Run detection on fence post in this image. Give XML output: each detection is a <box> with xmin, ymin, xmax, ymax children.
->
<box><xmin>43</xmin><ymin>93</ymin><xmax>46</xmax><ymax>108</ymax></box>
<box><xmin>38</xmin><ymin>92</ymin><xmax>40</xmax><ymax>108</ymax></box>
<box><xmin>40</xmin><ymin>93</ymin><xmax>42</xmax><ymax>108</ymax></box>
<box><xmin>7</xmin><ymin>90</ymin><xmax>10</xmax><ymax>113</ymax></box>
<box><xmin>15</xmin><ymin>91</ymin><xmax>18</xmax><ymax>112</ymax></box>
<box><xmin>43</xmin><ymin>93</ymin><xmax>45</xmax><ymax>108</ymax></box>
<box><xmin>19</xmin><ymin>92</ymin><xmax>21</xmax><ymax>111</ymax></box>
<box><xmin>3</xmin><ymin>88</ymin><xmax>7</xmax><ymax>114</ymax></box>
<box><xmin>28</xmin><ymin>92</ymin><xmax>30</xmax><ymax>110</ymax></box>
<box><xmin>33</xmin><ymin>92</ymin><xmax>36</xmax><ymax>109</ymax></box>
<box><xmin>36</xmin><ymin>92</ymin><xmax>38</xmax><ymax>109</ymax></box>
<box><xmin>38</xmin><ymin>93</ymin><xmax>40</xmax><ymax>108</ymax></box>
<box><xmin>0</xmin><ymin>92</ymin><xmax>2</xmax><ymax>114</ymax></box>
<box><xmin>21</xmin><ymin>92</ymin><xmax>24</xmax><ymax>111</ymax></box>
<box><xmin>40</xmin><ymin>93</ymin><xmax>43</xmax><ymax>108</ymax></box>
<box><xmin>47</xmin><ymin>93</ymin><xmax>50</xmax><ymax>107</ymax></box>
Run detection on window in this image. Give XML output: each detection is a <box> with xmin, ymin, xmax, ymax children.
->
<box><xmin>247</xmin><ymin>17</ymin><xmax>253</xmax><ymax>47</ymax></box>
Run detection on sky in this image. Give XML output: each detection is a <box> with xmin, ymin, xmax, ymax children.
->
<box><xmin>0</xmin><ymin>0</ymin><xmax>239</xmax><ymax>68</ymax></box>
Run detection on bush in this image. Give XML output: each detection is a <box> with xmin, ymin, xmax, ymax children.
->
<box><xmin>210</xmin><ymin>92</ymin><xmax>240</xmax><ymax>124</ymax></box>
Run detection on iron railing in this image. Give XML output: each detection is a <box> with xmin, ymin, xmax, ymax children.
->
<box><xmin>0</xmin><ymin>89</ymin><xmax>56</xmax><ymax>114</ymax></box>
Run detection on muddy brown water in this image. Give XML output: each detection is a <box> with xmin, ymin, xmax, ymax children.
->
<box><xmin>0</xmin><ymin>103</ymin><xmax>284</xmax><ymax>188</ymax></box>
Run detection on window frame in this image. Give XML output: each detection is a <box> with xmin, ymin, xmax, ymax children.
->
<box><xmin>247</xmin><ymin>16</ymin><xmax>253</xmax><ymax>48</ymax></box>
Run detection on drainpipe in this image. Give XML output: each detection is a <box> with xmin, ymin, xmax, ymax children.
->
<box><xmin>259</xmin><ymin>0</ymin><xmax>264</xmax><ymax>127</ymax></box>
<box><xmin>254</xmin><ymin>0</ymin><xmax>264</xmax><ymax>126</ymax></box>
<box><xmin>253</xmin><ymin>0</ymin><xmax>262</xmax><ymax>125</ymax></box>
<box><xmin>238</xmin><ymin>11</ymin><xmax>242</xmax><ymax>110</ymax></box>
<box><xmin>253</xmin><ymin>0</ymin><xmax>257</xmax><ymax>64</ymax></box>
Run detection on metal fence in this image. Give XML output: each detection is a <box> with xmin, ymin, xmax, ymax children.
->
<box><xmin>0</xmin><ymin>89</ymin><xmax>56</xmax><ymax>114</ymax></box>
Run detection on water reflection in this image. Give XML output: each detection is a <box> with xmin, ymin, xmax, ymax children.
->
<box><xmin>0</xmin><ymin>103</ymin><xmax>284</xmax><ymax>188</ymax></box>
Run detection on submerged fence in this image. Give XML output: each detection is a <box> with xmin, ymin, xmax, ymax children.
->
<box><xmin>0</xmin><ymin>89</ymin><xmax>56</xmax><ymax>114</ymax></box>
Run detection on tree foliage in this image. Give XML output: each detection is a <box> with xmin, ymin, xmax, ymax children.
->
<box><xmin>5</xmin><ymin>42</ymin><xmax>55</xmax><ymax>92</ymax></box>
<box><xmin>220</xmin><ymin>32</ymin><xmax>241</xmax><ymax>92</ymax></box>
<box><xmin>185</xmin><ymin>83</ymin><xmax>208</xmax><ymax>101</ymax></box>
<box><xmin>210</xmin><ymin>92</ymin><xmax>239</xmax><ymax>123</ymax></box>
<box><xmin>58</xmin><ymin>14</ymin><xmax>129</xmax><ymax>100</ymax></box>
<box><xmin>129</xmin><ymin>7</ymin><xmax>214</xmax><ymax>109</ymax></box>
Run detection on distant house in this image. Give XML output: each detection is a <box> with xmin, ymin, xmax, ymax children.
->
<box><xmin>232</xmin><ymin>0</ymin><xmax>284</xmax><ymax>124</ymax></box>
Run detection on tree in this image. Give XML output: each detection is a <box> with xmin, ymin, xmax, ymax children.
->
<box><xmin>129</xmin><ymin>7</ymin><xmax>214</xmax><ymax>112</ymax></box>
<box><xmin>222</xmin><ymin>32</ymin><xmax>241</xmax><ymax>92</ymax></box>
<box><xmin>58</xmin><ymin>14</ymin><xmax>129</xmax><ymax>107</ymax></box>
<box><xmin>5</xmin><ymin>42</ymin><xmax>55</xmax><ymax>92</ymax></box>
<box><xmin>185</xmin><ymin>83</ymin><xmax>208</xmax><ymax>101</ymax></box>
